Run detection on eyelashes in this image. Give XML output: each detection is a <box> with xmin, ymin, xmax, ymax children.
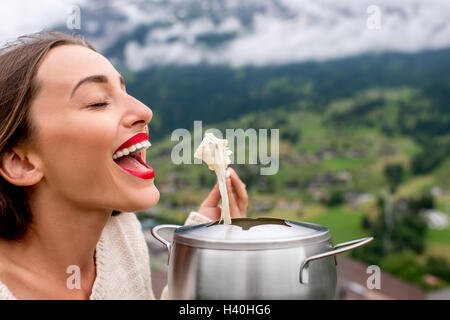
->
<box><xmin>88</xmin><ymin>101</ymin><xmax>110</xmax><ymax>108</ymax></box>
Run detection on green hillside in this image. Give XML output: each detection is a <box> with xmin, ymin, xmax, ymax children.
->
<box><xmin>125</xmin><ymin>48</ymin><xmax>450</xmax><ymax>143</ymax></box>
<box><xmin>135</xmin><ymin>50</ymin><xmax>450</xmax><ymax>290</ymax></box>
<box><xmin>146</xmin><ymin>87</ymin><xmax>448</xmax><ymax>229</ymax></box>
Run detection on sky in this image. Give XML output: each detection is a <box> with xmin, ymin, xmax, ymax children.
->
<box><xmin>1</xmin><ymin>0</ymin><xmax>450</xmax><ymax>70</ymax></box>
<box><xmin>0</xmin><ymin>0</ymin><xmax>82</xmax><ymax>43</ymax></box>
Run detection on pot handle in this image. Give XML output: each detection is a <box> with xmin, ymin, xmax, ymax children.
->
<box><xmin>299</xmin><ymin>237</ymin><xmax>373</xmax><ymax>284</ymax></box>
<box><xmin>151</xmin><ymin>224</ymin><xmax>181</xmax><ymax>254</ymax></box>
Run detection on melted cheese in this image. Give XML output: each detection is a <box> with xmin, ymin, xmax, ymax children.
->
<box><xmin>194</xmin><ymin>133</ymin><xmax>233</xmax><ymax>224</ymax></box>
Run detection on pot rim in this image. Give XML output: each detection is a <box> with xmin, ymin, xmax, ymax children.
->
<box><xmin>173</xmin><ymin>218</ymin><xmax>331</xmax><ymax>250</ymax></box>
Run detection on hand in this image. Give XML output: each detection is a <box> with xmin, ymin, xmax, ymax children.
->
<box><xmin>197</xmin><ymin>167</ymin><xmax>248</xmax><ymax>221</ymax></box>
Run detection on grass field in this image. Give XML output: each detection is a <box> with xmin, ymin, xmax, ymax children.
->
<box><xmin>323</xmin><ymin>157</ymin><xmax>368</xmax><ymax>172</ymax></box>
<box><xmin>426</xmin><ymin>228</ymin><xmax>450</xmax><ymax>244</ymax></box>
<box><xmin>303</xmin><ymin>206</ymin><xmax>369</xmax><ymax>245</ymax></box>
<box><xmin>423</xmin><ymin>243</ymin><xmax>450</xmax><ymax>262</ymax></box>
<box><xmin>395</xmin><ymin>175</ymin><xmax>435</xmax><ymax>199</ymax></box>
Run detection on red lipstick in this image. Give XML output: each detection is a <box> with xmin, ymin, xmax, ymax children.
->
<box><xmin>115</xmin><ymin>132</ymin><xmax>148</xmax><ymax>154</ymax></box>
<box><xmin>114</xmin><ymin>132</ymin><xmax>155</xmax><ymax>180</ymax></box>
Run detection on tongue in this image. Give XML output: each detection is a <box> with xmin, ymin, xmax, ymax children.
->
<box><xmin>114</xmin><ymin>155</ymin><xmax>149</xmax><ymax>172</ymax></box>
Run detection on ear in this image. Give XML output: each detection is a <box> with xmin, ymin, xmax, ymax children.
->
<box><xmin>0</xmin><ymin>146</ymin><xmax>44</xmax><ymax>186</ymax></box>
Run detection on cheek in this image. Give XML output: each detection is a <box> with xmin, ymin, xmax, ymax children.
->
<box><xmin>37</xmin><ymin>114</ymin><xmax>160</xmax><ymax>211</ymax></box>
<box><xmin>38</xmin><ymin>114</ymin><xmax>117</xmax><ymax>186</ymax></box>
<box><xmin>32</xmin><ymin>100</ymin><xmax>160</xmax><ymax>211</ymax></box>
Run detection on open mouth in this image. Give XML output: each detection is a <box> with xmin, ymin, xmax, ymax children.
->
<box><xmin>113</xmin><ymin>132</ymin><xmax>155</xmax><ymax>179</ymax></box>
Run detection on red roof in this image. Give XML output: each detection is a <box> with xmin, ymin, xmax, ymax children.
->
<box><xmin>336</xmin><ymin>255</ymin><xmax>425</xmax><ymax>300</ymax></box>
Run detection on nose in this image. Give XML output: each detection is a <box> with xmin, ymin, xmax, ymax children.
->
<box><xmin>122</xmin><ymin>95</ymin><xmax>153</xmax><ymax>130</ymax></box>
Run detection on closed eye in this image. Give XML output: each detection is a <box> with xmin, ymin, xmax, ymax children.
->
<box><xmin>89</xmin><ymin>102</ymin><xmax>109</xmax><ymax>108</ymax></box>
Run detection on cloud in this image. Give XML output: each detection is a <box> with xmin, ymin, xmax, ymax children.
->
<box><xmin>1</xmin><ymin>0</ymin><xmax>450</xmax><ymax>69</ymax></box>
<box><xmin>122</xmin><ymin>0</ymin><xmax>450</xmax><ymax>69</ymax></box>
<box><xmin>0</xmin><ymin>0</ymin><xmax>86</xmax><ymax>45</ymax></box>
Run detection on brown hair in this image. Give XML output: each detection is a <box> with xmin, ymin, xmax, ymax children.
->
<box><xmin>0</xmin><ymin>30</ymin><xmax>97</xmax><ymax>240</ymax></box>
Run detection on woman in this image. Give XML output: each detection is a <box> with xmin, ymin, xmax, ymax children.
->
<box><xmin>0</xmin><ymin>31</ymin><xmax>248</xmax><ymax>300</ymax></box>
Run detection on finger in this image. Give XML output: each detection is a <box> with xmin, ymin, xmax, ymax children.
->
<box><xmin>200</xmin><ymin>182</ymin><xmax>221</xmax><ymax>208</ymax></box>
<box><xmin>228</xmin><ymin>168</ymin><xmax>247</xmax><ymax>200</ymax></box>
<box><xmin>226</xmin><ymin>177</ymin><xmax>240</xmax><ymax>217</ymax></box>
<box><xmin>228</xmin><ymin>168</ymin><xmax>248</xmax><ymax>216</ymax></box>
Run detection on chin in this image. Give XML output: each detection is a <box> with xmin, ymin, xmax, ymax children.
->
<box><xmin>119</xmin><ymin>184</ymin><xmax>160</xmax><ymax>213</ymax></box>
<box><xmin>144</xmin><ymin>184</ymin><xmax>160</xmax><ymax>208</ymax></box>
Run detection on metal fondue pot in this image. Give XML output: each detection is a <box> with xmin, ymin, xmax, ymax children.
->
<box><xmin>152</xmin><ymin>217</ymin><xmax>373</xmax><ymax>300</ymax></box>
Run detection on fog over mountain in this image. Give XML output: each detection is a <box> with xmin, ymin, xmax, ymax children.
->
<box><xmin>1</xmin><ymin>0</ymin><xmax>450</xmax><ymax>70</ymax></box>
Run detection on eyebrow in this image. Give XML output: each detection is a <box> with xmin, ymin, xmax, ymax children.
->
<box><xmin>70</xmin><ymin>74</ymin><xmax>126</xmax><ymax>98</ymax></box>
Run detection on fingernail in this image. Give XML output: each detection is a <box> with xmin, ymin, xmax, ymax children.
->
<box><xmin>225</xmin><ymin>169</ymin><xmax>231</xmax><ymax>179</ymax></box>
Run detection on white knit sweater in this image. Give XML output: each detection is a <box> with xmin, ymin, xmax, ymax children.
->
<box><xmin>0</xmin><ymin>211</ymin><xmax>212</xmax><ymax>300</ymax></box>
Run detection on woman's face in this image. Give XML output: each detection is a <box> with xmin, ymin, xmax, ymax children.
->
<box><xmin>29</xmin><ymin>44</ymin><xmax>159</xmax><ymax>213</ymax></box>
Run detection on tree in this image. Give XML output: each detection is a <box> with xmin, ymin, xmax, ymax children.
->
<box><xmin>426</xmin><ymin>256</ymin><xmax>450</xmax><ymax>283</ymax></box>
<box><xmin>381</xmin><ymin>252</ymin><xmax>425</xmax><ymax>287</ymax></box>
<box><xmin>384</xmin><ymin>163</ymin><xmax>405</xmax><ymax>193</ymax></box>
<box><xmin>281</xmin><ymin>127</ymin><xmax>301</xmax><ymax>144</ymax></box>
<box><xmin>409</xmin><ymin>193</ymin><xmax>435</xmax><ymax>211</ymax></box>
<box><xmin>324</xmin><ymin>190</ymin><xmax>344</xmax><ymax>207</ymax></box>
<box><xmin>411</xmin><ymin>141</ymin><xmax>450</xmax><ymax>174</ymax></box>
<box><xmin>352</xmin><ymin>194</ymin><xmax>427</xmax><ymax>264</ymax></box>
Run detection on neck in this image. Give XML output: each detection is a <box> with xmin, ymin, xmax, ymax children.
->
<box><xmin>1</xmin><ymin>187</ymin><xmax>112</xmax><ymax>285</ymax></box>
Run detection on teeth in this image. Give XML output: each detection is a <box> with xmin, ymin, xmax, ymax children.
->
<box><xmin>113</xmin><ymin>140</ymin><xmax>151</xmax><ymax>160</ymax></box>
